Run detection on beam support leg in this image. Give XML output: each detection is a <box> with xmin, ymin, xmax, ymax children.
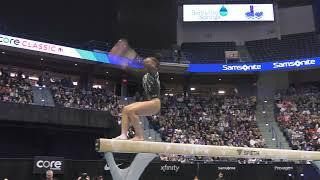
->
<box><xmin>104</xmin><ymin>152</ymin><xmax>157</xmax><ymax>180</ymax></box>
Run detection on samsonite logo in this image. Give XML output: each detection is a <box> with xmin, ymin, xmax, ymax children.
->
<box><xmin>273</xmin><ymin>59</ymin><xmax>316</xmax><ymax>69</ymax></box>
<box><xmin>222</xmin><ymin>64</ymin><xmax>262</xmax><ymax>71</ymax></box>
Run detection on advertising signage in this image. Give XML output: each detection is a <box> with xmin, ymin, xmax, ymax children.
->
<box><xmin>183</xmin><ymin>4</ymin><xmax>274</xmax><ymax>22</ymax></box>
<box><xmin>0</xmin><ymin>34</ymin><xmax>110</xmax><ymax>63</ymax></box>
<box><xmin>188</xmin><ymin>58</ymin><xmax>320</xmax><ymax>73</ymax></box>
<box><xmin>0</xmin><ymin>34</ymin><xmax>144</xmax><ymax>68</ymax></box>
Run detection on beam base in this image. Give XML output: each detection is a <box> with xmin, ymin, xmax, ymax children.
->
<box><xmin>104</xmin><ymin>152</ymin><xmax>157</xmax><ymax>180</ymax></box>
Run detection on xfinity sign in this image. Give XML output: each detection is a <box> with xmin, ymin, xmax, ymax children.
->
<box><xmin>33</xmin><ymin>156</ymin><xmax>64</xmax><ymax>174</ymax></box>
<box><xmin>160</xmin><ymin>164</ymin><xmax>180</xmax><ymax>173</ymax></box>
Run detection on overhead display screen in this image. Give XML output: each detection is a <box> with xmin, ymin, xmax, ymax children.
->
<box><xmin>183</xmin><ymin>4</ymin><xmax>275</xmax><ymax>22</ymax></box>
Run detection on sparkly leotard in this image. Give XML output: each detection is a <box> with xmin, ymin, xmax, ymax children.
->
<box><xmin>142</xmin><ymin>71</ymin><xmax>160</xmax><ymax>100</ymax></box>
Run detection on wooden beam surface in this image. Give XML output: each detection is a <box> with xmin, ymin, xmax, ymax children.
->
<box><xmin>95</xmin><ymin>138</ymin><xmax>320</xmax><ymax>161</ymax></box>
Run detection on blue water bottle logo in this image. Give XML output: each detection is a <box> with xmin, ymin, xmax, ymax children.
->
<box><xmin>219</xmin><ymin>5</ymin><xmax>228</xmax><ymax>16</ymax></box>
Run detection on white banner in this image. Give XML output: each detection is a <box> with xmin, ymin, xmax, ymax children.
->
<box><xmin>183</xmin><ymin>4</ymin><xmax>274</xmax><ymax>22</ymax></box>
<box><xmin>0</xmin><ymin>34</ymin><xmax>81</xmax><ymax>58</ymax></box>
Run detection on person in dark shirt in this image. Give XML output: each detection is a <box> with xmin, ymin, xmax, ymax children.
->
<box><xmin>216</xmin><ymin>172</ymin><xmax>225</xmax><ymax>180</ymax></box>
<box><xmin>115</xmin><ymin>56</ymin><xmax>161</xmax><ymax>141</ymax></box>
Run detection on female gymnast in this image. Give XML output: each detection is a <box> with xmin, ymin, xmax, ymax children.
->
<box><xmin>115</xmin><ymin>56</ymin><xmax>161</xmax><ymax>141</ymax></box>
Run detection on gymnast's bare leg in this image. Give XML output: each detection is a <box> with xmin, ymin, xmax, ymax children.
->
<box><xmin>114</xmin><ymin>56</ymin><xmax>161</xmax><ymax>141</ymax></box>
<box><xmin>115</xmin><ymin>98</ymin><xmax>160</xmax><ymax>140</ymax></box>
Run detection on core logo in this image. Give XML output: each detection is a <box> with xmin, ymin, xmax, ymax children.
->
<box><xmin>222</xmin><ymin>64</ymin><xmax>261</xmax><ymax>71</ymax></box>
<box><xmin>36</xmin><ymin>160</ymin><xmax>62</xmax><ymax>170</ymax></box>
<box><xmin>0</xmin><ymin>35</ymin><xmax>63</xmax><ymax>53</ymax></box>
<box><xmin>273</xmin><ymin>59</ymin><xmax>316</xmax><ymax>69</ymax></box>
<box><xmin>160</xmin><ymin>164</ymin><xmax>180</xmax><ymax>173</ymax></box>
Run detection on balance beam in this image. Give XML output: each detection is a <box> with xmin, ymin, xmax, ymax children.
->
<box><xmin>95</xmin><ymin>138</ymin><xmax>320</xmax><ymax>161</ymax></box>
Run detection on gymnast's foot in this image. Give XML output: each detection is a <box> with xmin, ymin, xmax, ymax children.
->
<box><xmin>130</xmin><ymin>136</ymin><xmax>144</xmax><ymax>141</ymax></box>
<box><xmin>114</xmin><ymin>134</ymin><xmax>128</xmax><ymax>140</ymax></box>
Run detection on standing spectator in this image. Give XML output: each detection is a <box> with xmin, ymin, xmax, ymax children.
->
<box><xmin>44</xmin><ymin>170</ymin><xmax>58</xmax><ymax>180</ymax></box>
<box><xmin>216</xmin><ymin>172</ymin><xmax>225</xmax><ymax>180</ymax></box>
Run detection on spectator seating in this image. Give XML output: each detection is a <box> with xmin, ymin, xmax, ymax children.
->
<box><xmin>275</xmin><ymin>85</ymin><xmax>320</xmax><ymax>151</ymax></box>
<box><xmin>181</xmin><ymin>42</ymin><xmax>237</xmax><ymax>63</ymax></box>
<box><xmin>0</xmin><ymin>69</ymin><xmax>33</xmax><ymax>104</ymax></box>
<box><xmin>246</xmin><ymin>32</ymin><xmax>320</xmax><ymax>62</ymax></box>
<box><xmin>149</xmin><ymin>94</ymin><xmax>265</xmax><ymax>162</ymax></box>
<box><xmin>51</xmin><ymin>84</ymin><xmax>122</xmax><ymax>115</ymax></box>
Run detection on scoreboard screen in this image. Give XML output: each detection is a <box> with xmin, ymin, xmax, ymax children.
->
<box><xmin>183</xmin><ymin>4</ymin><xmax>274</xmax><ymax>22</ymax></box>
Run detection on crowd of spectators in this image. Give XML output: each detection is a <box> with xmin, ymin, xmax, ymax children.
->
<box><xmin>275</xmin><ymin>85</ymin><xmax>320</xmax><ymax>151</ymax></box>
<box><xmin>51</xmin><ymin>83</ymin><xmax>123</xmax><ymax>115</ymax></box>
<box><xmin>0</xmin><ymin>66</ymin><xmax>124</xmax><ymax>116</ymax></box>
<box><xmin>0</xmin><ymin>68</ymin><xmax>33</xmax><ymax>104</ymax></box>
<box><xmin>149</xmin><ymin>94</ymin><xmax>265</xmax><ymax>162</ymax></box>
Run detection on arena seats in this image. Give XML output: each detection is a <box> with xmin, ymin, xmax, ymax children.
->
<box><xmin>275</xmin><ymin>85</ymin><xmax>320</xmax><ymax>151</ymax></box>
<box><xmin>181</xmin><ymin>42</ymin><xmax>237</xmax><ymax>63</ymax></box>
<box><xmin>149</xmin><ymin>94</ymin><xmax>264</xmax><ymax>162</ymax></box>
<box><xmin>50</xmin><ymin>84</ymin><xmax>122</xmax><ymax>115</ymax></box>
<box><xmin>246</xmin><ymin>32</ymin><xmax>320</xmax><ymax>61</ymax></box>
<box><xmin>0</xmin><ymin>68</ymin><xmax>33</xmax><ymax>104</ymax></box>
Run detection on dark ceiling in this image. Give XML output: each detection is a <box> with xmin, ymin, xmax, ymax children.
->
<box><xmin>276</xmin><ymin>0</ymin><xmax>313</xmax><ymax>7</ymax></box>
<box><xmin>0</xmin><ymin>0</ymin><xmax>177</xmax><ymax>49</ymax></box>
<box><xmin>0</xmin><ymin>0</ymin><xmax>314</xmax><ymax>49</ymax></box>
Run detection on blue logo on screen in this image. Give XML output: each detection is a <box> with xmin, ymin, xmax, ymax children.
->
<box><xmin>273</xmin><ymin>59</ymin><xmax>316</xmax><ymax>69</ymax></box>
<box><xmin>219</xmin><ymin>5</ymin><xmax>228</xmax><ymax>16</ymax></box>
<box><xmin>222</xmin><ymin>64</ymin><xmax>261</xmax><ymax>71</ymax></box>
<box><xmin>245</xmin><ymin>5</ymin><xmax>264</xmax><ymax>19</ymax></box>
<box><xmin>187</xmin><ymin>57</ymin><xmax>319</xmax><ymax>73</ymax></box>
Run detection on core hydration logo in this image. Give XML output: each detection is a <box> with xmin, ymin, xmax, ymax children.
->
<box><xmin>33</xmin><ymin>156</ymin><xmax>64</xmax><ymax>174</ymax></box>
<box><xmin>0</xmin><ymin>35</ymin><xmax>63</xmax><ymax>53</ymax></box>
<box><xmin>222</xmin><ymin>64</ymin><xmax>262</xmax><ymax>71</ymax></box>
<box><xmin>36</xmin><ymin>160</ymin><xmax>62</xmax><ymax>170</ymax></box>
<box><xmin>273</xmin><ymin>59</ymin><xmax>316</xmax><ymax>69</ymax></box>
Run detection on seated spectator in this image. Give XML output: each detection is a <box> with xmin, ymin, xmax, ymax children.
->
<box><xmin>276</xmin><ymin>85</ymin><xmax>320</xmax><ymax>151</ymax></box>
<box><xmin>50</xmin><ymin>81</ymin><xmax>123</xmax><ymax>115</ymax></box>
<box><xmin>150</xmin><ymin>94</ymin><xmax>264</xmax><ymax>162</ymax></box>
<box><xmin>0</xmin><ymin>68</ymin><xmax>33</xmax><ymax>104</ymax></box>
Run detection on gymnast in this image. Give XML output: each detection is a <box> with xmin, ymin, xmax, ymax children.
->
<box><xmin>115</xmin><ymin>55</ymin><xmax>161</xmax><ymax>141</ymax></box>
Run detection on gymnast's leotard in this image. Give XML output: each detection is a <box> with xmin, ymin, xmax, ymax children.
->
<box><xmin>142</xmin><ymin>71</ymin><xmax>160</xmax><ymax>100</ymax></box>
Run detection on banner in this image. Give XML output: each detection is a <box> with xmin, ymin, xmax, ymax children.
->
<box><xmin>0</xmin><ymin>34</ymin><xmax>146</xmax><ymax>69</ymax></box>
<box><xmin>33</xmin><ymin>156</ymin><xmax>64</xmax><ymax>174</ymax></box>
<box><xmin>159</xmin><ymin>162</ymin><xmax>196</xmax><ymax>178</ymax></box>
<box><xmin>273</xmin><ymin>162</ymin><xmax>295</xmax><ymax>174</ymax></box>
<box><xmin>0</xmin><ymin>34</ymin><xmax>109</xmax><ymax>63</ymax></box>
<box><xmin>188</xmin><ymin>57</ymin><xmax>319</xmax><ymax>73</ymax></box>
<box><xmin>183</xmin><ymin>4</ymin><xmax>274</xmax><ymax>22</ymax></box>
